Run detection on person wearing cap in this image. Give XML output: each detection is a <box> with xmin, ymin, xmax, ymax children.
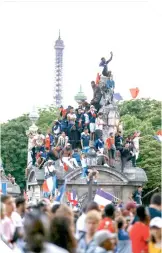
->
<box><xmin>125</xmin><ymin>201</ymin><xmax>136</xmax><ymax>224</ymax></box>
<box><xmin>93</xmin><ymin>230</ymin><xmax>117</xmax><ymax>253</ymax></box>
<box><xmin>88</xmin><ymin>105</ymin><xmax>97</xmax><ymax>141</ymax></box>
<box><xmin>149</xmin><ymin>217</ymin><xmax>162</xmax><ymax>253</ymax></box>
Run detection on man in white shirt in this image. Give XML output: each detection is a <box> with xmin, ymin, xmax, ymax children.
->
<box><xmin>44</xmin><ymin>160</ymin><xmax>56</xmax><ymax>178</ymax></box>
<box><xmin>34</xmin><ymin>130</ymin><xmax>45</xmax><ymax>151</ymax></box>
<box><xmin>95</xmin><ymin>112</ymin><xmax>105</xmax><ymax>141</ymax></box>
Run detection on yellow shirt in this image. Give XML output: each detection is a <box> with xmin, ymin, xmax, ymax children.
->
<box><xmin>149</xmin><ymin>242</ymin><xmax>162</xmax><ymax>253</ymax></box>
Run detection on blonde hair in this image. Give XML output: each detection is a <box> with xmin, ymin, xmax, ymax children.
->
<box><xmin>86</xmin><ymin>210</ymin><xmax>101</xmax><ymax>223</ymax></box>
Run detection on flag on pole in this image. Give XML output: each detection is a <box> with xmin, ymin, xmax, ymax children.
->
<box><xmin>67</xmin><ymin>189</ymin><xmax>78</xmax><ymax>206</ymax></box>
<box><xmin>113</xmin><ymin>93</ymin><xmax>123</xmax><ymax>101</ymax></box>
<box><xmin>94</xmin><ymin>189</ymin><xmax>114</xmax><ymax>207</ymax></box>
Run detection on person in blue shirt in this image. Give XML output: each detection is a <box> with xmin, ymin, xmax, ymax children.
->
<box><xmin>95</xmin><ymin>136</ymin><xmax>104</xmax><ymax>154</ymax></box>
<box><xmin>81</xmin><ymin>128</ymin><xmax>90</xmax><ymax>153</ymax></box>
<box><xmin>99</xmin><ymin>52</ymin><xmax>113</xmax><ymax>77</ymax></box>
<box><xmin>117</xmin><ymin>217</ymin><xmax>132</xmax><ymax>253</ymax></box>
<box><xmin>60</xmin><ymin>116</ymin><xmax>68</xmax><ymax>135</ymax></box>
<box><xmin>72</xmin><ymin>149</ymin><xmax>81</xmax><ymax>166</ymax></box>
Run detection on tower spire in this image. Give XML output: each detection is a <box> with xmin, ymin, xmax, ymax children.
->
<box><xmin>58</xmin><ymin>29</ymin><xmax>61</xmax><ymax>40</ymax></box>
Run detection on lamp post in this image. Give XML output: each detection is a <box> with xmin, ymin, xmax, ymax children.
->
<box><xmin>86</xmin><ymin>147</ymin><xmax>98</xmax><ymax>202</ymax></box>
<box><xmin>26</xmin><ymin>106</ymin><xmax>39</xmax><ymax>165</ymax></box>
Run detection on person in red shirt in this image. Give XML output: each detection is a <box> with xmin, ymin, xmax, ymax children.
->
<box><xmin>130</xmin><ymin>205</ymin><xmax>150</xmax><ymax>253</ymax></box>
<box><xmin>106</xmin><ymin>132</ymin><xmax>116</xmax><ymax>168</ymax></box>
<box><xmin>98</xmin><ymin>204</ymin><xmax>116</xmax><ymax>233</ymax></box>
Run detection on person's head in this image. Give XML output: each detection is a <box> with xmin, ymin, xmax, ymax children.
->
<box><xmin>104</xmin><ymin>204</ymin><xmax>115</xmax><ymax>219</ymax></box>
<box><xmin>24</xmin><ymin>210</ymin><xmax>49</xmax><ymax>253</ymax></box>
<box><xmin>47</xmin><ymin>128</ymin><xmax>51</xmax><ymax>134</ymax></box>
<box><xmin>137</xmin><ymin>186</ymin><xmax>143</xmax><ymax>193</ymax></box>
<box><xmin>78</xmin><ymin>108</ymin><xmax>82</xmax><ymax>114</ymax></box>
<box><xmin>94</xmin><ymin>230</ymin><xmax>117</xmax><ymax>251</ymax></box>
<box><xmin>110</xmin><ymin>75</ymin><xmax>113</xmax><ymax>81</ymax></box>
<box><xmin>66</xmin><ymin>144</ymin><xmax>71</xmax><ymax>151</ymax></box>
<box><xmin>118</xmin><ymin>131</ymin><xmax>122</xmax><ymax>136</ymax></box>
<box><xmin>50</xmin><ymin>215</ymin><xmax>77</xmax><ymax>253</ymax></box>
<box><xmin>37</xmin><ymin>130</ymin><xmax>41</xmax><ymax>135</ymax></box>
<box><xmin>98</xmin><ymin>112</ymin><xmax>103</xmax><ymax>118</ymax></box>
<box><xmin>84</xmin><ymin>127</ymin><xmax>89</xmax><ymax>134</ymax></box>
<box><xmin>126</xmin><ymin>201</ymin><xmax>136</xmax><ymax>215</ymax></box>
<box><xmin>57</xmin><ymin>204</ymin><xmax>74</xmax><ymax>225</ymax></box>
<box><xmin>85</xmin><ymin>210</ymin><xmax>101</xmax><ymax>235</ymax></box>
<box><xmin>150</xmin><ymin>193</ymin><xmax>162</xmax><ymax>210</ymax></box>
<box><xmin>86</xmin><ymin>201</ymin><xmax>100</xmax><ymax>213</ymax></box>
<box><xmin>1</xmin><ymin>195</ymin><xmax>15</xmax><ymax>215</ymax></box>
<box><xmin>150</xmin><ymin>217</ymin><xmax>162</xmax><ymax>243</ymax></box>
<box><xmin>61</xmin><ymin>131</ymin><xmax>66</xmax><ymax>137</ymax></box>
<box><xmin>15</xmin><ymin>196</ymin><xmax>26</xmax><ymax>214</ymax></box>
<box><xmin>69</xmin><ymin>107</ymin><xmax>74</xmax><ymax>114</ymax></box>
<box><xmin>124</xmin><ymin>143</ymin><xmax>130</xmax><ymax>149</ymax></box>
<box><xmin>116</xmin><ymin>216</ymin><xmax>125</xmax><ymax>230</ymax></box>
<box><xmin>99</xmin><ymin>135</ymin><xmax>103</xmax><ymax>141</ymax></box>
<box><xmin>50</xmin><ymin>203</ymin><xmax>60</xmax><ymax>218</ymax></box>
<box><xmin>101</xmin><ymin>57</ymin><xmax>106</xmax><ymax>63</ymax></box>
<box><xmin>91</xmin><ymin>81</ymin><xmax>96</xmax><ymax>88</ymax></box>
<box><xmin>136</xmin><ymin>205</ymin><xmax>150</xmax><ymax>224</ymax></box>
<box><xmin>109</xmin><ymin>132</ymin><xmax>114</xmax><ymax>137</ymax></box>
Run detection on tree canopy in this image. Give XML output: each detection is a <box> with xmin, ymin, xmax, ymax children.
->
<box><xmin>1</xmin><ymin>100</ymin><xmax>161</xmax><ymax>192</ymax></box>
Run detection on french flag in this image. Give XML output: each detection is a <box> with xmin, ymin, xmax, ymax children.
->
<box><xmin>67</xmin><ymin>189</ymin><xmax>78</xmax><ymax>206</ymax></box>
<box><xmin>94</xmin><ymin>189</ymin><xmax>114</xmax><ymax>207</ymax></box>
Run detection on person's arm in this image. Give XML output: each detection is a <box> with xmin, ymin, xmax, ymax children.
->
<box><xmin>81</xmin><ymin>137</ymin><xmax>83</xmax><ymax>149</ymax></box>
<box><xmin>60</xmin><ymin>150</ymin><xmax>63</xmax><ymax>163</ymax></box>
<box><xmin>106</xmin><ymin>52</ymin><xmax>113</xmax><ymax>64</ymax></box>
<box><xmin>56</xmin><ymin>136</ymin><xmax>60</xmax><ymax>147</ymax></box>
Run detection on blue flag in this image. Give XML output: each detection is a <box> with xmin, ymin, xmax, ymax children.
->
<box><xmin>113</xmin><ymin>93</ymin><xmax>123</xmax><ymax>101</ymax></box>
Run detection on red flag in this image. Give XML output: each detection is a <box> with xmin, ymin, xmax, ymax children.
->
<box><xmin>129</xmin><ymin>88</ymin><xmax>139</xmax><ymax>99</ymax></box>
<box><xmin>63</xmin><ymin>163</ymin><xmax>68</xmax><ymax>171</ymax></box>
<box><xmin>96</xmin><ymin>73</ymin><xmax>100</xmax><ymax>85</ymax></box>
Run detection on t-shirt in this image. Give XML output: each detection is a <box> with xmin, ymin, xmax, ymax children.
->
<box><xmin>129</xmin><ymin>222</ymin><xmax>149</xmax><ymax>253</ymax></box>
<box><xmin>34</xmin><ymin>134</ymin><xmax>45</xmax><ymax>146</ymax></box>
<box><xmin>84</xmin><ymin>113</ymin><xmax>89</xmax><ymax>124</ymax></box>
<box><xmin>12</xmin><ymin>211</ymin><xmax>23</xmax><ymax>227</ymax></box>
<box><xmin>149</xmin><ymin>242</ymin><xmax>162</xmax><ymax>253</ymax></box>
<box><xmin>81</xmin><ymin>133</ymin><xmax>90</xmax><ymax>147</ymax></box>
<box><xmin>133</xmin><ymin>190</ymin><xmax>142</xmax><ymax>204</ymax></box>
<box><xmin>67</xmin><ymin>113</ymin><xmax>76</xmax><ymax>124</ymax></box>
<box><xmin>98</xmin><ymin>217</ymin><xmax>115</xmax><ymax>233</ymax></box>
<box><xmin>88</xmin><ymin>111</ymin><xmax>97</xmax><ymax>123</ymax></box>
<box><xmin>95</xmin><ymin>118</ymin><xmax>104</xmax><ymax>131</ymax></box>
<box><xmin>106</xmin><ymin>137</ymin><xmax>115</xmax><ymax>150</ymax></box>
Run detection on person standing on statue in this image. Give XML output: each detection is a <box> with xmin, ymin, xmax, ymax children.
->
<box><xmin>91</xmin><ymin>81</ymin><xmax>102</xmax><ymax>112</ymax></box>
<box><xmin>99</xmin><ymin>52</ymin><xmax>113</xmax><ymax>77</ymax></box>
<box><xmin>106</xmin><ymin>132</ymin><xmax>116</xmax><ymax>168</ymax></box>
<box><xmin>88</xmin><ymin>105</ymin><xmax>97</xmax><ymax>142</ymax></box>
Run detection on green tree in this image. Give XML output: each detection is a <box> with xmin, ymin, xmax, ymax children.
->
<box><xmin>1</xmin><ymin>106</ymin><xmax>58</xmax><ymax>190</ymax></box>
<box><xmin>119</xmin><ymin>99</ymin><xmax>161</xmax><ymax>191</ymax></box>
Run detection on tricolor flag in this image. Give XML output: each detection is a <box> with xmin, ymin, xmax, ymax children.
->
<box><xmin>153</xmin><ymin>135</ymin><xmax>162</xmax><ymax>143</ymax></box>
<box><xmin>94</xmin><ymin>189</ymin><xmax>114</xmax><ymax>207</ymax></box>
<box><xmin>67</xmin><ymin>189</ymin><xmax>78</xmax><ymax>206</ymax></box>
<box><xmin>42</xmin><ymin>175</ymin><xmax>57</xmax><ymax>194</ymax></box>
<box><xmin>55</xmin><ymin>180</ymin><xmax>67</xmax><ymax>202</ymax></box>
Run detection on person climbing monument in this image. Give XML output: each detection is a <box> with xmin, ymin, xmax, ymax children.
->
<box><xmin>90</xmin><ymin>81</ymin><xmax>102</xmax><ymax>112</ymax></box>
<box><xmin>99</xmin><ymin>52</ymin><xmax>113</xmax><ymax>77</ymax></box>
<box><xmin>106</xmin><ymin>132</ymin><xmax>116</xmax><ymax>168</ymax></box>
<box><xmin>60</xmin><ymin>144</ymin><xmax>79</xmax><ymax>170</ymax></box>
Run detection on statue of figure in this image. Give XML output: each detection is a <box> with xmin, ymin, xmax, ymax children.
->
<box><xmin>90</xmin><ymin>81</ymin><xmax>102</xmax><ymax>112</ymax></box>
<box><xmin>100</xmin><ymin>75</ymin><xmax>115</xmax><ymax>107</ymax></box>
<box><xmin>99</xmin><ymin>52</ymin><xmax>113</xmax><ymax>77</ymax></box>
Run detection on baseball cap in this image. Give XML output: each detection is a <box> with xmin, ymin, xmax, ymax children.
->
<box><xmin>94</xmin><ymin>230</ymin><xmax>117</xmax><ymax>246</ymax></box>
<box><xmin>150</xmin><ymin>217</ymin><xmax>162</xmax><ymax>228</ymax></box>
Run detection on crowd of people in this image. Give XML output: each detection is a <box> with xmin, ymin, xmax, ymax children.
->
<box><xmin>0</xmin><ymin>192</ymin><xmax>161</xmax><ymax>253</ymax></box>
<box><xmin>28</xmin><ymin>97</ymin><xmax>141</xmax><ymax>177</ymax></box>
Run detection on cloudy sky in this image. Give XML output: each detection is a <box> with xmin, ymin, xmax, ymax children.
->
<box><xmin>0</xmin><ymin>0</ymin><xmax>161</xmax><ymax>122</ymax></box>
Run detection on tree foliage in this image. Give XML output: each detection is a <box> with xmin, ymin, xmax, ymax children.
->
<box><xmin>1</xmin><ymin>106</ymin><xmax>58</xmax><ymax>190</ymax></box>
<box><xmin>119</xmin><ymin>99</ymin><xmax>161</xmax><ymax>190</ymax></box>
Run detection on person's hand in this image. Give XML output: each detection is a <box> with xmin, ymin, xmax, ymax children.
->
<box><xmin>110</xmin><ymin>51</ymin><xmax>113</xmax><ymax>56</ymax></box>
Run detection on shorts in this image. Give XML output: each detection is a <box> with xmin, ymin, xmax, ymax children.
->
<box><xmin>108</xmin><ymin>149</ymin><xmax>115</xmax><ymax>159</ymax></box>
<box><xmin>90</xmin><ymin>123</ymin><xmax>95</xmax><ymax>133</ymax></box>
<box><xmin>82</xmin><ymin>147</ymin><xmax>90</xmax><ymax>153</ymax></box>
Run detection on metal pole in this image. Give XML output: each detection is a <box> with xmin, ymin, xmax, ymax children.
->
<box><xmin>88</xmin><ymin>173</ymin><xmax>93</xmax><ymax>202</ymax></box>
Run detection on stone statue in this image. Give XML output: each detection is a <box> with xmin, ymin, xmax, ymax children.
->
<box><xmin>90</xmin><ymin>81</ymin><xmax>102</xmax><ymax>112</ymax></box>
<box><xmin>99</xmin><ymin>52</ymin><xmax>113</xmax><ymax>77</ymax></box>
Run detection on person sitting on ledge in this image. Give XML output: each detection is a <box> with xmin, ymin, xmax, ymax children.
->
<box><xmin>95</xmin><ymin>136</ymin><xmax>104</xmax><ymax>154</ymax></box>
<box><xmin>81</xmin><ymin>128</ymin><xmax>90</xmax><ymax>153</ymax></box>
<box><xmin>60</xmin><ymin>144</ymin><xmax>79</xmax><ymax>170</ymax></box>
<box><xmin>56</xmin><ymin>131</ymin><xmax>69</xmax><ymax>149</ymax></box>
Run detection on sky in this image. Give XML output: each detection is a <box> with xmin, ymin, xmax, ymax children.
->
<box><xmin>0</xmin><ymin>0</ymin><xmax>162</xmax><ymax>122</ymax></box>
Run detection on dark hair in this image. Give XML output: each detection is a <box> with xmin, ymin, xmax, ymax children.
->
<box><xmin>138</xmin><ymin>186</ymin><xmax>142</xmax><ymax>189</ymax></box>
<box><xmin>136</xmin><ymin>205</ymin><xmax>147</xmax><ymax>222</ymax></box>
<box><xmin>15</xmin><ymin>197</ymin><xmax>26</xmax><ymax>208</ymax></box>
<box><xmin>50</xmin><ymin>216</ymin><xmax>77</xmax><ymax>253</ymax></box>
<box><xmin>117</xmin><ymin>217</ymin><xmax>124</xmax><ymax>229</ymax></box>
<box><xmin>86</xmin><ymin>201</ymin><xmax>100</xmax><ymax>213</ymax></box>
<box><xmin>24</xmin><ymin>211</ymin><xmax>48</xmax><ymax>253</ymax></box>
<box><xmin>51</xmin><ymin>204</ymin><xmax>60</xmax><ymax>214</ymax></box>
<box><xmin>104</xmin><ymin>204</ymin><xmax>115</xmax><ymax>218</ymax></box>
<box><xmin>1</xmin><ymin>194</ymin><xmax>11</xmax><ymax>203</ymax></box>
<box><xmin>150</xmin><ymin>193</ymin><xmax>161</xmax><ymax>206</ymax></box>
<box><xmin>38</xmin><ymin>130</ymin><xmax>41</xmax><ymax>134</ymax></box>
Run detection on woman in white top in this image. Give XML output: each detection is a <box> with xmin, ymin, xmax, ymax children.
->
<box><xmin>95</xmin><ymin>113</ymin><xmax>105</xmax><ymax>141</ymax></box>
<box><xmin>132</xmin><ymin>131</ymin><xmax>140</xmax><ymax>160</ymax></box>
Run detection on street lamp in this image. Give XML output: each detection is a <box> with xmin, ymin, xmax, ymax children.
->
<box><xmin>86</xmin><ymin>147</ymin><xmax>98</xmax><ymax>202</ymax></box>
